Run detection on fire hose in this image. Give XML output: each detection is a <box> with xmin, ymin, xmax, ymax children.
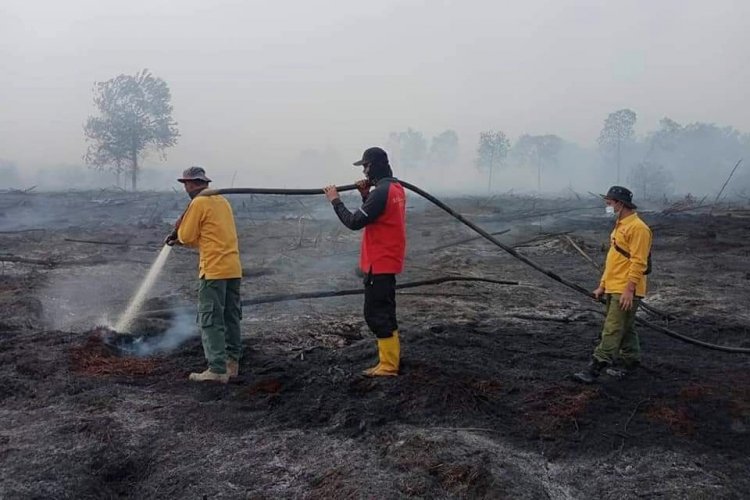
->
<box><xmin>139</xmin><ymin>276</ymin><xmax>519</xmax><ymax>318</ymax></box>
<box><xmin>196</xmin><ymin>182</ymin><xmax>750</xmax><ymax>354</ymax></box>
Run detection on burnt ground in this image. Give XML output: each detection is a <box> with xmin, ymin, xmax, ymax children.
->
<box><xmin>1</xmin><ymin>189</ymin><xmax>749</xmax><ymax>499</ymax></box>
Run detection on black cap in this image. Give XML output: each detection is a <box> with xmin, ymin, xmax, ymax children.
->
<box><xmin>353</xmin><ymin>147</ymin><xmax>388</xmax><ymax>166</ymax></box>
<box><xmin>602</xmin><ymin>185</ymin><xmax>637</xmax><ymax>209</ymax></box>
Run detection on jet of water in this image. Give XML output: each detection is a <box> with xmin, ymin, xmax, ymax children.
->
<box><xmin>115</xmin><ymin>245</ymin><xmax>173</xmax><ymax>333</ymax></box>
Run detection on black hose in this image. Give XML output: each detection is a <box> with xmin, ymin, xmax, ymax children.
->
<box><xmin>201</xmin><ymin>185</ymin><xmax>359</xmax><ymax>196</ymax></box>
<box><xmin>241</xmin><ymin>276</ymin><xmax>518</xmax><ymax>306</ymax></box>
<box><xmin>202</xmin><ymin>181</ymin><xmax>750</xmax><ymax>354</ymax></box>
<box><xmin>634</xmin><ymin>317</ymin><xmax>749</xmax><ymax>352</ymax></box>
<box><xmin>397</xmin><ymin>181</ymin><xmax>595</xmax><ymax>298</ymax></box>
<box><xmin>137</xmin><ymin>276</ymin><xmax>519</xmax><ymax>318</ymax></box>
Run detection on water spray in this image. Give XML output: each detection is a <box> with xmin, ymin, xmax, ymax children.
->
<box><xmin>114</xmin><ymin>244</ymin><xmax>173</xmax><ymax>333</ymax></box>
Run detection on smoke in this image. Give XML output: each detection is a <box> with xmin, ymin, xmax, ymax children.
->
<box><xmin>130</xmin><ymin>310</ymin><xmax>198</xmax><ymax>357</ymax></box>
<box><xmin>4</xmin><ymin>129</ymin><xmax>748</xmax><ymax>199</ymax></box>
<box><xmin>39</xmin><ymin>263</ymin><xmax>154</xmax><ymax>332</ymax></box>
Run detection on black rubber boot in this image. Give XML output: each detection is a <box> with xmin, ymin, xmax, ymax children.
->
<box><xmin>606</xmin><ymin>360</ymin><xmax>640</xmax><ymax>379</ymax></box>
<box><xmin>572</xmin><ymin>359</ymin><xmax>608</xmax><ymax>384</ymax></box>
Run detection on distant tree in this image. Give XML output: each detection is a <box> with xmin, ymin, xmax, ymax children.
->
<box><xmin>429</xmin><ymin>130</ymin><xmax>459</xmax><ymax>167</ymax></box>
<box><xmin>597</xmin><ymin>108</ymin><xmax>637</xmax><ymax>183</ymax></box>
<box><xmin>84</xmin><ymin>69</ymin><xmax>179</xmax><ymax>190</ymax></box>
<box><xmin>674</xmin><ymin>123</ymin><xmax>745</xmax><ymax>194</ymax></box>
<box><xmin>645</xmin><ymin>117</ymin><xmax>683</xmax><ymax>159</ymax></box>
<box><xmin>388</xmin><ymin>128</ymin><xmax>427</xmax><ymax>171</ymax></box>
<box><xmin>627</xmin><ymin>161</ymin><xmax>674</xmax><ymax>200</ymax></box>
<box><xmin>642</xmin><ymin>119</ymin><xmax>747</xmax><ymax>194</ymax></box>
<box><xmin>475</xmin><ymin>130</ymin><xmax>511</xmax><ymax>193</ymax></box>
<box><xmin>512</xmin><ymin>134</ymin><xmax>563</xmax><ymax>192</ymax></box>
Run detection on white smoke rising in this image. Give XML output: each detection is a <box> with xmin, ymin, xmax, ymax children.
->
<box><xmin>131</xmin><ymin>310</ymin><xmax>198</xmax><ymax>357</ymax></box>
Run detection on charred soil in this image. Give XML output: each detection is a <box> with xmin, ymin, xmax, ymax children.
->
<box><xmin>1</xmin><ymin>190</ymin><xmax>749</xmax><ymax>499</ymax></box>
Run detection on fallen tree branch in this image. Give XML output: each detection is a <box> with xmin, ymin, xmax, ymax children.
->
<box><xmin>6</xmin><ymin>186</ymin><xmax>37</xmax><ymax>194</ymax></box>
<box><xmin>415</xmin><ymin>229</ymin><xmax>510</xmax><ymax>254</ymax></box>
<box><xmin>624</xmin><ymin>399</ymin><xmax>649</xmax><ymax>434</ymax></box>
<box><xmin>562</xmin><ymin>235</ymin><xmax>601</xmax><ymax>271</ymax></box>
<box><xmin>505</xmin><ymin>313</ymin><xmax>574</xmax><ymax>323</ymax></box>
<box><xmin>0</xmin><ymin>254</ymin><xmax>150</xmax><ymax>267</ymax></box>
<box><xmin>618</xmin><ymin>398</ymin><xmax>651</xmax><ymax>453</ymax></box>
<box><xmin>513</xmin><ymin>231</ymin><xmax>573</xmax><ymax>248</ymax></box>
<box><xmin>712</xmin><ymin>159</ymin><xmax>743</xmax><ymax>208</ymax></box>
<box><xmin>662</xmin><ymin>196</ymin><xmax>710</xmax><ymax>215</ymax></box>
<box><xmin>64</xmin><ymin>238</ymin><xmax>161</xmax><ymax>248</ymax></box>
<box><xmin>0</xmin><ymin>228</ymin><xmax>46</xmax><ymax>234</ymax></box>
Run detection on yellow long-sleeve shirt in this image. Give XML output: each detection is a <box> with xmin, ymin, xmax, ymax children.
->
<box><xmin>177</xmin><ymin>195</ymin><xmax>242</xmax><ymax>280</ymax></box>
<box><xmin>600</xmin><ymin>213</ymin><xmax>652</xmax><ymax>297</ymax></box>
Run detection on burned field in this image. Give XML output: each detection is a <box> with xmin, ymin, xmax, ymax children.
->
<box><xmin>1</xmin><ymin>189</ymin><xmax>749</xmax><ymax>499</ymax></box>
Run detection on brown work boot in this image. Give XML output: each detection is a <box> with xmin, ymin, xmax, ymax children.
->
<box><xmin>188</xmin><ymin>369</ymin><xmax>229</xmax><ymax>384</ymax></box>
<box><xmin>227</xmin><ymin>359</ymin><xmax>239</xmax><ymax>378</ymax></box>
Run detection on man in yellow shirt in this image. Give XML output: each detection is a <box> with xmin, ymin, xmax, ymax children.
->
<box><xmin>166</xmin><ymin>166</ymin><xmax>243</xmax><ymax>384</ymax></box>
<box><xmin>574</xmin><ymin>186</ymin><xmax>652</xmax><ymax>384</ymax></box>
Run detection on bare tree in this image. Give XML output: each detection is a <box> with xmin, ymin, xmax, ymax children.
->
<box><xmin>597</xmin><ymin>109</ymin><xmax>636</xmax><ymax>183</ymax></box>
<box><xmin>512</xmin><ymin>134</ymin><xmax>563</xmax><ymax>192</ymax></box>
<box><xmin>475</xmin><ymin>130</ymin><xmax>510</xmax><ymax>193</ymax></box>
<box><xmin>84</xmin><ymin>69</ymin><xmax>179</xmax><ymax>191</ymax></box>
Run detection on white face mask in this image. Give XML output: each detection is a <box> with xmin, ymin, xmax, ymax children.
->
<box><xmin>605</xmin><ymin>205</ymin><xmax>615</xmax><ymax>216</ymax></box>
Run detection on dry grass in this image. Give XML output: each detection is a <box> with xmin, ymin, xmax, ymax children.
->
<box><xmin>430</xmin><ymin>462</ymin><xmax>484</xmax><ymax>490</ymax></box>
<box><xmin>69</xmin><ymin>331</ymin><xmax>158</xmax><ymax>377</ymax></box>
<box><xmin>307</xmin><ymin>468</ymin><xmax>359</xmax><ymax>500</ymax></box>
<box><xmin>646</xmin><ymin>403</ymin><xmax>695</xmax><ymax>436</ymax></box>
<box><xmin>547</xmin><ymin>389</ymin><xmax>599</xmax><ymax>419</ymax></box>
<box><xmin>245</xmin><ymin>378</ymin><xmax>283</xmax><ymax>395</ymax></box>
<box><xmin>523</xmin><ymin>385</ymin><xmax>599</xmax><ymax>432</ymax></box>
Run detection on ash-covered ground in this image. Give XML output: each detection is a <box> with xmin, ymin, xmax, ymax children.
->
<box><xmin>1</xmin><ymin>189</ymin><xmax>749</xmax><ymax>499</ymax></box>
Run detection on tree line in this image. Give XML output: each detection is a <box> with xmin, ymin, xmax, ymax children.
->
<box><xmin>80</xmin><ymin>69</ymin><xmax>749</xmax><ymax>197</ymax></box>
<box><xmin>388</xmin><ymin>109</ymin><xmax>749</xmax><ymax>197</ymax></box>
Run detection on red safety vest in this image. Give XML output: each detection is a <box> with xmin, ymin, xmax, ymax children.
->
<box><xmin>360</xmin><ymin>181</ymin><xmax>406</xmax><ymax>274</ymax></box>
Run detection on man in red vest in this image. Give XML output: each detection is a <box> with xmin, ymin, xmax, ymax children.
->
<box><xmin>323</xmin><ymin>147</ymin><xmax>407</xmax><ymax>377</ymax></box>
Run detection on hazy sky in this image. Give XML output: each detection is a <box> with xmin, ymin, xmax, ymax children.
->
<box><xmin>1</xmin><ymin>0</ymin><xmax>748</xmax><ymax>186</ymax></box>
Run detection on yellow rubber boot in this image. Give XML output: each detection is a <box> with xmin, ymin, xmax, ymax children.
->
<box><xmin>362</xmin><ymin>359</ymin><xmax>381</xmax><ymax>376</ymax></box>
<box><xmin>366</xmin><ymin>331</ymin><xmax>400</xmax><ymax>377</ymax></box>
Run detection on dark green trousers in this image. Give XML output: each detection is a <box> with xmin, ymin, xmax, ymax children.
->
<box><xmin>197</xmin><ymin>278</ymin><xmax>242</xmax><ymax>374</ymax></box>
<box><xmin>593</xmin><ymin>293</ymin><xmax>641</xmax><ymax>366</ymax></box>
